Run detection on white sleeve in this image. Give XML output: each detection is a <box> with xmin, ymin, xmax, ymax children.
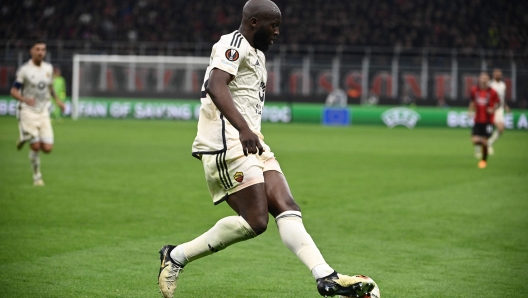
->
<box><xmin>210</xmin><ymin>36</ymin><xmax>247</xmax><ymax>77</ymax></box>
<box><xmin>14</xmin><ymin>66</ymin><xmax>25</xmax><ymax>84</ymax></box>
<box><xmin>47</xmin><ymin>64</ymin><xmax>54</xmax><ymax>85</ymax></box>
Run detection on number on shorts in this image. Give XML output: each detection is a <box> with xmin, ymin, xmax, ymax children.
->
<box><xmin>486</xmin><ymin>125</ymin><xmax>493</xmax><ymax>134</ymax></box>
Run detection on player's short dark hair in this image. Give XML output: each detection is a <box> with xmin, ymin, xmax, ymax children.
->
<box><xmin>32</xmin><ymin>40</ymin><xmax>46</xmax><ymax>47</ymax></box>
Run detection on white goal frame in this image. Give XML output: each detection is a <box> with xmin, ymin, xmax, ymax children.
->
<box><xmin>71</xmin><ymin>54</ymin><xmax>210</xmax><ymax>120</ymax></box>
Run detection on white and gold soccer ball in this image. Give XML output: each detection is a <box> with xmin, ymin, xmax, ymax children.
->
<box><xmin>368</xmin><ymin>283</ymin><xmax>381</xmax><ymax>298</ymax></box>
<box><xmin>340</xmin><ymin>275</ymin><xmax>380</xmax><ymax>298</ymax></box>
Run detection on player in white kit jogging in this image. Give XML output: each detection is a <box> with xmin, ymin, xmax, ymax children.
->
<box><xmin>10</xmin><ymin>41</ymin><xmax>65</xmax><ymax>186</ymax></box>
<box><xmin>157</xmin><ymin>1</ymin><xmax>377</xmax><ymax>297</ymax></box>
<box><xmin>488</xmin><ymin>68</ymin><xmax>509</xmax><ymax>155</ymax></box>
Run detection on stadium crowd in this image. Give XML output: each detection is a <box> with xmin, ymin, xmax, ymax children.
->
<box><xmin>1</xmin><ymin>0</ymin><xmax>526</xmax><ymax>49</ymax></box>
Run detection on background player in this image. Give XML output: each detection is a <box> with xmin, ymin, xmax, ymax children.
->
<box><xmin>10</xmin><ymin>41</ymin><xmax>65</xmax><ymax>185</ymax></box>
<box><xmin>468</xmin><ymin>72</ymin><xmax>499</xmax><ymax>169</ymax></box>
<box><xmin>51</xmin><ymin>67</ymin><xmax>67</xmax><ymax>121</ymax></box>
<box><xmin>488</xmin><ymin>68</ymin><xmax>509</xmax><ymax>154</ymax></box>
<box><xmin>157</xmin><ymin>1</ymin><xmax>376</xmax><ymax>297</ymax></box>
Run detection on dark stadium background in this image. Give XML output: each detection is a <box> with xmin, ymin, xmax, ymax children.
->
<box><xmin>0</xmin><ymin>0</ymin><xmax>527</xmax><ymax>106</ymax></box>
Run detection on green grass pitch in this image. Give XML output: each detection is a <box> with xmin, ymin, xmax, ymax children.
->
<box><xmin>0</xmin><ymin>117</ymin><xmax>527</xmax><ymax>297</ymax></box>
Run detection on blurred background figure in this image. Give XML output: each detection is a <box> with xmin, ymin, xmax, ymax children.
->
<box><xmin>469</xmin><ymin>72</ymin><xmax>499</xmax><ymax>169</ymax></box>
<box><xmin>51</xmin><ymin>67</ymin><xmax>67</xmax><ymax>122</ymax></box>
<box><xmin>488</xmin><ymin>68</ymin><xmax>509</xmax><ymax>154</ymax></box>
<box><xmin>10</xmin><ymin>41</ymin><xmax>65</xmax><ymax>186</ymax></box>
<box><xmin>325</xmin><ymin>87</ymin><xmax>347</xmax><ymax>107</ymax></box>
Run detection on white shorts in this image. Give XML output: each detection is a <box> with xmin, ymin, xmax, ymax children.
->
<box><xmin>201</xmin><ymin>140</ymin><xmax>282</xmax><ymax>205</ymax></box>
<box><xmin>17</xmin><ymin>108</ymin><xmax>54</xmax><ymax>144</ymax></box>
<box><xmin>494</xmin><ymin>107</ymin><xmax>504</xmax><ymax>124</ymax></box>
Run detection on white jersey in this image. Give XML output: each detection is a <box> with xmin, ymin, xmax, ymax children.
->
<box><xmin>192</xmin><ymin>31</ymin><xmax>267</xmax><ymax>158</ymax></box>
<box><xmin>325</xmin><ymin>88</ymin><xmax>347</xmax><ymax>107</ymax></box>
<box><xmin>14</xmin><ymin>59</ymin><xmax>53</xmax><ymax>113</ymax></box>
<box><xmin>489</xmin><ymin>80</ymin><xmax>506</xmax><ymax>108</ymax></box>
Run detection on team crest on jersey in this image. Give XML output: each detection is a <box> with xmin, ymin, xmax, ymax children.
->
<box><xmin>233</xmin><ymin>172</ymin><xmax>244</xmax><ymax>183</ymax></box>
<box><xmin>225</xmin><ymin>49</ymin><xmax>239</xmax><ymax>62</ymax></box>
<box><xmin>37</xmin><ymin>81</ymin><xmax>47</xmax><ymax>90</ymax></box>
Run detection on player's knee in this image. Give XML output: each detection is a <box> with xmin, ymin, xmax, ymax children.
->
<box><xmin>41</xmin><ymin>144</ymin><xmax>53</xmax><ymax>153</ymax></box>
<box><xmin>30</xmin><ymin>142</ymin><xmax>41</xmax><ymax>151</ymax></box>
<box><xmin>248</xmin><ymin>216</ymin><xmax>268</xmax><ymax>236</ymax></box>
<box><xmin>252</xmin><ymin>224</ymin><xmax>267</xmax><ymax>236</ymax></box>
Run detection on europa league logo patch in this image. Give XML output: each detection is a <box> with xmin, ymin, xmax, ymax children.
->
<box><xmin>225</xmin><ymin>49</ymin><xmax>240</xmax><ymax>62</ymax></box>
<box><xmin>233</xmin><ymin>172</ymin><xmax>244</xmax><ymax>183</ymax></box>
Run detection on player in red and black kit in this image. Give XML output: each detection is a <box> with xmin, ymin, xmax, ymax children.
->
<box><xmin>468</xmin><ymin>72</ymin><xmax>499</xmax><ymax>169</ymax></box>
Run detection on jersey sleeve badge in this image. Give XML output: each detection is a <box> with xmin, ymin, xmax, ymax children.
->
<box><xmin>225</xmin><ymin>49</ymin><xmax>240</xmax><ymax>62</ymax></box>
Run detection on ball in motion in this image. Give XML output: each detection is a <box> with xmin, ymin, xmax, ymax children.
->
<box><xmin>368</xmin><ymin>283</ymin><xmax>380</xmax><ymax>298</ymax></box>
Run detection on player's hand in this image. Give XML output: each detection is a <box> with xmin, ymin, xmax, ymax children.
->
<box><xmin>486</xmin><ymin>107</ymin><xmax>494</xmax><ymax>114</ymax></box>
<box><xmin>506</xmin><ymin>105</ymin><xmax>511</xmax><ymax>113</ymax></box>
<box><xmin>24</xmin><ymin>97</ymin><xmax>36</xmax><ymax>106</ymax></box>
<box><xmin>239</xmin><ymin>127</ymin><xmax>264</xmax><ymax>156</ymax></box>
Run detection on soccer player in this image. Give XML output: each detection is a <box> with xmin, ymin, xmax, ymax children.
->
<box><xmin>468</xmin><ymin>72</ymin><xmax>499</xmax><ymax>169</ymax></box>
<box><xmin>10</xmin><ymin>41</ymin><xmax>65</xmax><ymax>186</ymax></box>
<box><xmin>488</xmin><ymin>68</ymin><xmax>509</xmax><ymax>154</ymax></box>
<box><xmin>157</xmin><ymin>1</ymin><xmax>376</xmax><ymax>297</ymax></box>
<box><xmin>52</xmin><ymin>67</ymin><xmax>67</xmax><ymax>121</ymax></box>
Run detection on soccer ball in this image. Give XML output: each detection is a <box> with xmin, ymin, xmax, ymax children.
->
<box><xmin>368</xmin><ymin>283</ymin><xmax>381</xmax><ymax>298</ymax></box>
<box><xmin>340</xmin><ymin>275</ymin><xmax>380</xmax><ymax>298</ymax></box>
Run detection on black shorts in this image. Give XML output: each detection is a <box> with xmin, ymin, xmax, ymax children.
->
<box><xmin>472</xmin><ymin>123</ymin><xmax>494</xmax><ymax>138</ymax></box>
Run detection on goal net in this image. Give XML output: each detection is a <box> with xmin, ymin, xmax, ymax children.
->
<box><xmin>71</xmin><ymin>55</ymin><xmax>210</xmax><ymax>120</ymax></box>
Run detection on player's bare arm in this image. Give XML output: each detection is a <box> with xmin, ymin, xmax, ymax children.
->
<box><xmin>486</xmin><ymin>106</ymin><xmax>496</xmax><ymax>114</ymax></box>
<box><xmin>10</xmin><ymin>86</ymin><xmax>36</xmax><ymax>106</ymax></box>
<box><xmin>468</xmin><ymin>101</ymin><xmax>475</xmax><ymax>116</ymax></box>
<box><xmin>468</xmin><ymin>101</ymin><xmax>475</xmax><ymax>111</ymax></box>
<box><xmin>486</xmin><ymin>104</ymin><xmax>495</xmax><ymax>115</ymax></box>
<box><xmin>49</xmin><ymin>85</ymin><xmax>65</xmax><ymax>112</ymax></box>
<box><xmin>206</xmin><ymin>68</ymin><xmax>264</xmax><ymax>156</ymax></box>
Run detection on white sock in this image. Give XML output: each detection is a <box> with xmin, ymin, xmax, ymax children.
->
<box><xmin>276</xmin><ymin>211</ymin><xmax>334</xmax><ymax>279</ymax></box>
<box><xmin>29</xmin><ymin>150</ymin><xmax>41</xmax><ymax>180</ymax></box>
<box><xmin>474</xmin><ymin>145</ymin><xmax>481</xmax><ymax>154</ymax></box>
<box><xmin>488</xmin><ymin>130</ymin><xmax>500</xmax><ymax>145</ymax></box>
<box><xmin>170</xmin><ymin>216</ymin><xmax>256</xmax><ymax>266</ymax></box>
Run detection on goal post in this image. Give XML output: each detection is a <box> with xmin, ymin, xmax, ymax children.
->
<box><xmin>71</xmin><ymin>54</ymin><xmax>210</xmax><ymax>120</ymax></box>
